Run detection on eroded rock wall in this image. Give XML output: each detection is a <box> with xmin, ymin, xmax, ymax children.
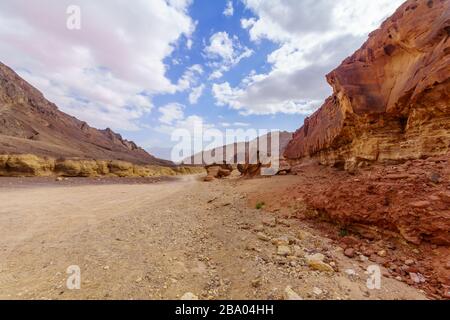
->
<box><xmin>285</xmin><ymin>0</ymin><xmax>450</xmax><ymax>168</ymax></box>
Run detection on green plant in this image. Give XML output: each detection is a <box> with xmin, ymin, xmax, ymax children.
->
<box><xmin>256</xmin><ymin>202</ymin><xmax>265</xmax><ymax>210</ymax></box>
<box><xmin>339</xmin><ymin>227</ymin><xmax>349</xmax><ymax>237</ymax></box>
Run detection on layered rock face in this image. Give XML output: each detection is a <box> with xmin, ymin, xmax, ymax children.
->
<box><xmin>285</xmin><ymin>0</ymin><xmax>450</xmax><ymax>169</ymax></box>
<box><xmin>0</xmin><ymin>62</ymin><xmax>172</xmax><ymax>166</ymax></box>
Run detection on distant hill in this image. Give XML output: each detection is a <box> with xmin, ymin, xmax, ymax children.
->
<box><xmin>0</xmin><ymin>62</ymin><xmax>172</xmax><ymax>166</ymax></box>
<box><xmin>183</xmin><ymin>131</ymin><xmax>293</xmax><ymax>165</ymax></box>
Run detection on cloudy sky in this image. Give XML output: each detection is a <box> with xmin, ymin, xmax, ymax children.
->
<box><xmin>0</xmin><ymin>0</ymin><xmax>404</xmax><ymax>159</ymax></box>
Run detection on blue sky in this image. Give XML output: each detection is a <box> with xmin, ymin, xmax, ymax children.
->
<box><xmin>0</xmin><ymin>0</ymin><xmax>404</xmax><ymax>159</ymax></box>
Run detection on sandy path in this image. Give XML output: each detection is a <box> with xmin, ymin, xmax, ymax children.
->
<box><xmin>0</xmin><ymin>175</ymin><xmax>427</xmax><ymax>300</ymax></box>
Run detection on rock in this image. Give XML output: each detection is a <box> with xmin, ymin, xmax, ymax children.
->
<box><xmin>284</xmin><ymin>286</ymin><xmax>302</xmax><ymax>300</ymax></box>
<box><xmin>262</xmin><ymin>218</ymin><xmax>276</xmax><ymax>228</ymax></box>
<box><xmin>344</xmin><ymin>248</ymin><xmax>356</xmax><ymax>258</ymax></box>
<box><xmin>204</xmin><ymin>164</ymin><xmax>233</xmax><ymax>181</ymax></box>
<box><xmin>277</xmin><ymin>219</ymin><xmax>291</xmax><ymax>227</ymax></box>
<box><xmin>404</xmin><ymin>259</ymin><xmax>415</xmax><ymax>266</ymax></box>
<box><xmin>271</xmin><ymin>236</ymin><xmax>290</xmax><ymax>246</ymax></box>
<box><xmin>251</xmin><ymin>278</ymin><xmax>262</xmax><ymax>288</ymax></box>
<box><xmin>55</xmin><ymin>177</ymin><xmax>63</xmax><ymax>182</ymax></box>
<box><xmin>282</xmin><ymin>0</ymin><xmax>450</xmax><ymax>247</ymax></box>
<box><xmin>306</xmin><ymin>253</ymin><xmax>334</xmax><ymax>272</ymax></box>
<box><xmin>284</xmin><ymin>0</ymin><xmax>450</xmax><ymax>167</ymax></box>
<box><xmin>345</xmin><ymin>269</ymin><xmax>357</xmax><ymax>277</ymax></box>
<box><xmin>377</xmin><ymin>250</ymin><xmax>387</xmax><ymax>257</ymax></box>
<box><xmin>296</xmin><ymin>230</ymin><xmax>309</xmax><ymax>240</ymax></box>
<box><xmin>428</xmin><ymin>172</ymin><xmax>442</xmax><ymax>184</ymax></box>
<box><xmin>359</xmin><ymin>255</ymin><xmax>369</xmax><ymax>262</ymax></box>
<box><xmin>181</xmin><ymin>292</ymin><xmax>198</xmax><ymax>300</ymax></box>
<box><xmin>292</xmin><ymin>245</ymin><xmax>305</xmax><ymax>258</ymax></box>
<box><xmin>409</xmin><ymin>273</ymin><xmax>426</xmax><ymax>284</ymax></box>
<box><xmin>313</xmin><ymin>287</ymin><xmax>323</xmax><ymax>296</ymax></box>
<box><xmin>257</xmin><ymin>232</ymin><xmax>271</xmax><ymax>242</ymax></box>
<box><xmin>254</xmin><ymin>224</ymin><xmax>265</xmax><ymax>232</ymax></box>
<box><xmin>277</xmin><ymin>245</ymin><xmax>291</xmax><ymax>257</ymax></box>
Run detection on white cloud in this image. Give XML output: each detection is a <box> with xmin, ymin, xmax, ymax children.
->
<box><xmin>189</xmin><ymin>84</ymin><xmax>205</xmax><ymax>105</ymax></box>
<box><xmin>177</xmin><ymin>64</ymin><xmax>204</xmax><ymax>91</ymax></box>
<box><xmin>204</xmin><ymin>32</ymin><xmax>253</xmax><ymax>80</ymax></box>
<box><xmin>241</xmin><ymin>18</ymin><xmax>256</xmax><ymax>29</ymax></box>
<box><xmin>158</xmin><ymin>103</ymin><xmax>185</xmax><ymax>125</ymax></box>
<box><xmin>220</xmin><ymin>122</ymin><xmax>250</xmax><ymax>127</ymax></box>
<box><xmin>213</xmin><ymin>0</ymin><xmax>404</xmax><ymax>116</ymax></box>
<box><xmin>205</xmin><ymin>32</ymin><xmax>235</xmax><ymax>61</ymax></box>
<box><xmin>223</xmin><ymin>1</ymin><xmax>234</xmax><ymax>17</ymax></box>
<box><xmin>0</xmin><ymin>0</ymin><xmax>195</xmax><ymax>130</ymax></box>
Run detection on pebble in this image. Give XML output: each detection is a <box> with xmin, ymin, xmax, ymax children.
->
<box><xmin>377</xmin><ymin>250</ymin><xmax>387</xmax><ymax>257</ymax></box>
<box><xmin>409</xmin><ymin>273</ymin><xmax>426</xmax><ymax>284</ymax></box>
<box><xmin>277</xmin><ymin>245</ymin><xmax>291</xmax><ymax>257</ymax></box>
<box><xmin>271</xmin><ymin>236</ymin><xmax>290</xmax><ymax>246</ymax></box>
<box><xmin>284</xmin><ymin>286</ymin><xmax>302</xmax><ymax>300</ymax></box>
<box><xmin>181</xmin><ymin>292</ymin><xmax>198</xmax><ymax>300</ymax></box>
<box><xmin>344</xmin><ymin>248</ymin><xmax>355</xmax><ymax>258</ymax></box>
<box><xmin>405</xmin><ymin>259</ymin><xmax>415</xmax><ymax>266</ymax></box>
<box><xmin>251</xmin><ymin>278</ymin><xmax>262</xmax><ymax>288</ymax></box>
<box><xmin>313</xmin><ymin>287</ymin><xmax>323</xmax><ymax>296</ymax></box>
<box><xmin>257</xmin><ymin>232</ymin><xmax>271</xmax><ymax>242</ymax></box>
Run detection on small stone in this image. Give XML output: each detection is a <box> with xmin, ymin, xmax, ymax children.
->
<box><xmin>306</xmin><ymin>254</ymin><xmax>334</xmax><ymax>272</ymax></box>
<box><xmin>359</xmin><ymin>255</ymin><xmax>369</xmax><ymax>262</ymax></box>
<box><xmin>271</xmin><ymin>236</ymin><xmax>290</xmax><ymax>246</ymax></box>
<box><xmin>257</xmin><ymin>232</ymin><xmax>271</xmax><ymax>242</ymax></box>
<box><xmin>429</xmin><ymin>172</ymin><xmax>442</xmax><ymax>184</ymax></box>
<box><xmin>296</xmin><ymin>230</ymin><xmax>309</xmax><ymax>240</ymax></box>
<box><xmin>284</xmin><ymin>286</ymin><xmax>302</xmax><ymax>300</ymax></box>
<box><xmin>251</xmin><ymin>278</ymin><xmax>262</xmax><ymax>288</ymax></box>
<box><xmin>181</xmin><ymin>292</ymin><xmax>198</xmax><ymax>300</ymax></box>
<box><xmin>405</xmin><ymin>259</ymin><xmax>415</xmax><ymax>266</ymax></box>
<box><xmin>103</xmin><ymin>266</ymin><xmax>110</xmax><ymax>270</ymax></box>
<box><xmin>377</xmin><ymin>250</ymin><xmax>387</xmax><ymax>257</ymax></box>
<box><xmin>313</xmin><ymin>287</ymin><xmax>323</xmax><ymax>296</ymax></box>
<box><xmin>277</xmin><ymin>245</ymin><xmax>291</xmax><ymax>257</ymax></box>
<box><xmin>344</xmin><ymin>248</ymin><xmax>356</xmax><ymax>258</ymax></box>
<box><xmin>278</xmin><ymin>219</ymin><xmax>291</xmax><ymax>227</ymax></box>
<box><xmin>292</xmin><ymin>246</ymin><xmax>305</xmax><ymax>258</ymax></box>
<box><xmin>262</xmin><ymin>218</ymin><xmax>276</xmax><ymax>228</ymax></box>
<box><xmin>135</xmin><ymin>277</ymin><xmax>143</xmax><ymax>283</ymax></box>
<box><xmin>409</xmin><ymin>272</ymin><xmax>426</xmax><ymax>284</ymax></box>
<box><xmin>254</xmin><ymin>225</ymin><xmax>265</xmax><ymax>232</ymax></box>
<box><xmin>395</xmin><ymin>276</ymin><xmax>403</xmax><ymax>281</ymax></box>
<box><xmin>345</xmin><ymin>269</ymin><xmax>357</xmax><ymax>278</ymax></box>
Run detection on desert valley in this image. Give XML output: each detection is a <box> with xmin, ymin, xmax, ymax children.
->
<box><xmin>0</xmin><ymin>0</ymin><xmax>449</xmax><ymax>301</ymax></box>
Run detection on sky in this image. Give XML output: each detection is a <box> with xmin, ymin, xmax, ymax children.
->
<box><xmin>0</xmin><ymin>0</ymin><xmax>405</xmax><ymax>160</ymax></box>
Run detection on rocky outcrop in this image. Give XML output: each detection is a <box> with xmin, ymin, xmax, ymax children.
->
<box><xmin>285</xmin><ymin>0</ymin><xmax>450</xmax><ymax>169</ymax></box>
<box><xmin>204</xmin><ymin>163</ymin><xmax>233</xmax><ymax>181</ymax></box>
<box><xmin>0</xmin><ymin>154</ymin><xmax>203</xmax><ymax>178</ymax></box>
<box><xmin>0</xmin><ymin>62</ymin><xmax>172</xmax><ymax>166</ymax></box>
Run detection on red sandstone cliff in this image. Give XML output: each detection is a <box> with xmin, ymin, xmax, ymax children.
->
<box><xmin>285</xmin><ymin>0</ymin><xmax>450</xmax><ymax>169</ymax></box>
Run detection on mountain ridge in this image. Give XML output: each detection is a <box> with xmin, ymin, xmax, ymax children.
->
<box><xmin>0</xmin><ymin>62</ymin><xmax>172</xmax><ymax>166</ymax></box>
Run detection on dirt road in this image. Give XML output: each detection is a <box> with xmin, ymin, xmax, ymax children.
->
<box><xmin>0</xmin><ymin>175</ymin><xmax>427</xmax><ymax>300</ymax></box>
